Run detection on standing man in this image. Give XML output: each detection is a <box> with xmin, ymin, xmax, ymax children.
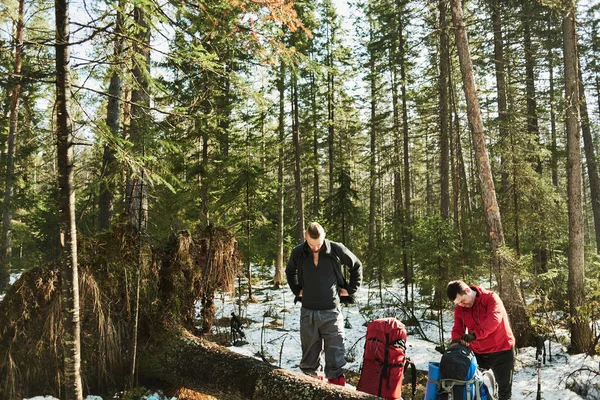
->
<box><xmin>286</xmin><ymin>222</ymin><xmax>362</xmax><ymax>386</ymax></box>
<box><xmin>447</xmin><ymin>280</ymin><xmax>516</xmax><ymax>400</ymax></box>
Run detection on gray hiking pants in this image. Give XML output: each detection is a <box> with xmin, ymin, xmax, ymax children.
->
<box><xmin>299</xmin><ymin>306</ymin><xmax>346</xmax><ymax>379</ymax></box>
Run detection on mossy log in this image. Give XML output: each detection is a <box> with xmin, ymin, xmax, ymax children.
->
<box><xmin>139</xmin><ymin>328</ymin><xmax>380</xmax><ymax>400</ymax></box>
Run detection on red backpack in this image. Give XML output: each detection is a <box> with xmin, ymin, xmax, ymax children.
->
<box><xmin>357</xmin><ymin>317</ymin><xmax>416</xmax><ymax>400</ymax></box>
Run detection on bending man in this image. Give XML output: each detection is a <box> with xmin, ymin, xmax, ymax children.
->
<box><xmin>447</xmin><ymin>280</ymin><xmax>516</xmax><ymax>400</ymax></box>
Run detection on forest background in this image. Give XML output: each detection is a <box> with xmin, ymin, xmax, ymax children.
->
<box><xmin>0</xmin><ymin>0</ymin><xmax>600</xmax><ymax>397</ymax></box>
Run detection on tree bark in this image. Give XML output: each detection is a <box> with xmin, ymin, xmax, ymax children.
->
<box><xmin>389</xmin><ymin>0</ymin><xmax>403</xmax><ymax>292</ymax></box>
<box><xmin>450</xmin><ymin>0</ymin><xmax>533</xmax><ymax>346</ymax></box>
<box><xmin>578</xmin><ymin>61</ymin><xmax>600</xmax><ymax>254</ymax></box>
<box><xmin>492</xmin><ymin>0</ymin><xmax>509</xmax><ymax>198</ymax></box>
<box><xmin>139</xmin><ymin>329</ymin><xmax>379</xmax><ymax>400</ymax></box>
<box><xmin>291</xmin><ymin>72</ymin><xmax>304</xmax><ymax>243</ymax></box>
<box><xmin>400</xmin><ymin>15</ymin><xmax>411</xmax><ymax>304</ymax></box>
<box><xmin>98</xmin><ymin>0</ymin><xmax>124</xmax><ymax>232</ymax></box>
<box><xmin>562</xmin><ymin>0</ymin><xmax>593</xmax><ymax>353</ymax></box>
<box><xmin>55</xmin><ymin>0</ymin><xmax>83</xmax><ymax>398</ymax></box>
<box><xmin>127</xmin><ymin>4</ymin><xmax>150</xmax><ymax>232</ymax></box>
<box><xmin>548</xmin><ymin>15</ymin><xmax>559</xmax><ymax>188</ymax></box>
<box><xmin>436</xmin><ymin>0</ymin><xmax>451</xmax><ymax>308</ymax></box>
<box><xmin>524</xmin><ymin>0</ymin><xmax>548</xmax><ymax>267</ymax></box>
<box><xmin>368</xmin><ymin>18</ymin><xmax>377</xmax><ymax>284</ymax></box>
<box><xmin>311</xmin><ymin>67</ymin><xmax>320</xmax><ymax>218</ymax></box>
<box><xmin>0</xmin><ymin>0</ymin><xmax>24</xmax><ymax>292</ymax></box>
<box><xmin>327</xmin><ymin>21</ymin><xmax>335</xmax><ymax>213</ymax></box>
<box><xmin>439</xmin><ymin>0</ymin><xmax>450</xmax><ymax>222</ymax></box>
<box><xmin>491</xmin><ymin>0</ymin><xmax>511</xmax><ymax>236</ymax></box>
<box><xmin>274</xmin><ymin>61</ymin><xmax>286</xmax><ymax>288</ymax></box>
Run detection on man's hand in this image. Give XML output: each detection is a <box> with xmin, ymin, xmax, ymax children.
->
<box><xmin>461</xmin><ymin>333</ymin><xmax>476</xmax><ymax>343</ymax></box>
<box><xmin>339</xmin><ymin>288</ymin><xmax>355</xmax><ymax>304</ymax></box>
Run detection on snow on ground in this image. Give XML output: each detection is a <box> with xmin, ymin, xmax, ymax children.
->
<box><xmin>213</xmin><ymin>278</ymin><xmax>600</xmax><ymax>400</ymax></box>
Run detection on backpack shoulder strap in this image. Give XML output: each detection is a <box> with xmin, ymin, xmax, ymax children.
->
<box><xmin>328</xmin><ymin>241</ymin><xmax>346</xmax><ymax>287</ymax></box>
<box><xmin>405</xmin><ymin>358</ymin><xmax>417</xmax><ymax>397</ymax></box>
<box><xmin>291</xmin><ymin>243</ymin><xmax>307</xmax><ymax>288</ymax></box>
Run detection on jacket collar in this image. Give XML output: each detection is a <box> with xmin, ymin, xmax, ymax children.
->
<box><xmin>303</xmin><ymin>239</ymin><xmax>331</xmax><ymax>254</ymax></box>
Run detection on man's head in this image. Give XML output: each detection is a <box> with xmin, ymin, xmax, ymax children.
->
<box><xmin>447</xmin><ymin>280</ymin><xmax>475</xmax><ymax>308</ymax></box>
<box><xmin>305</xmin><ymin>222</ymin><xmax>326</xmax><ymax>253</ymax></box>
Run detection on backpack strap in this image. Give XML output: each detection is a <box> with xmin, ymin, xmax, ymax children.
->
<box><xmin>294</xmin><ymin>245</ymin><xmax>307</xmax><ymax>291</ymax></box>
<box><xmin>440</xmin><ymin>376</ymin><xmax>481</xmax><ymax>400</ymax></box>
<box><xmin>405</xmin><ymin>358</ymin><xmax>417</xmax><ymax>397</ymax></box>
<box><xmin>377</xmin><ymin>332</ymin><xmax>390</xmax><ymax>397</ymax></box>
<box><xmin>329</xmin><ymin>241</ymin><xmax>346</xmax><ymax>288</ymax></box>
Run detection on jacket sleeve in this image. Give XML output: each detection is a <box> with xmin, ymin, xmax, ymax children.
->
<box><xmin>285</xmin><ymin>247</ymin><xmax>302</xmax><ymax>296</ymax></box>
<box><xmin>472</xmin><ymin>292</ymin><xmax>504</xmax><ymax>341</ymax></box>
<box><xmin>337</xmin><ymin>243</ymin><xmax>362</xmax><ymax>295</ymax></box>
<box><xmin>451</xmin><ymin>307</ymin><xmax>465</xmax><ymax>340</ymax></box>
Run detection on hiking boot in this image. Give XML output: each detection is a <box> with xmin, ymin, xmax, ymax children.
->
<box><xmin>328</xmin><ymin>375</ymin><xmax>346</xmax><ymax>386</ymax></box>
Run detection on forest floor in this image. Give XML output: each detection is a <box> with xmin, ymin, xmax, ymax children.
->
<box><xmin>18</xmin><ymin>272</ymin><xmax>600</xmax><ymax>400</ymax></box>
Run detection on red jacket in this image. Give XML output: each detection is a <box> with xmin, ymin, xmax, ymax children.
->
<box><xmin>451</xmin><ymin>286</ymin><xmax>515</xmax><ymax>354</ymax></box>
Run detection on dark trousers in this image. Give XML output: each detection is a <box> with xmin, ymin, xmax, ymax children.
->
<box><xmin>475</xmin><ymin>347</ymin><xmax>515</xmax><ymax>400</ymax></box>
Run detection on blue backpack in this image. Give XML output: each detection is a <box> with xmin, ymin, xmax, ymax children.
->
<box><xmin>438</xmin><ymin>344</ymin><xmax>495</xmax><ymax>400</ymax></box>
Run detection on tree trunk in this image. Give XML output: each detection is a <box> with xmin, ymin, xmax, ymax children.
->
<box><xmin>594</xmin><ymin>21</ymin><xmax>600</xmax><ymax>130</ymax></box>
<box><xmin>246</xmin><ymin>169</ymin><xmax>253</xmax><ymax>300</ymax></box>
<box><xmin>327</xmin><ymin>28</ymin><xmax>335</xmax><ymax>215</ymax></box>
<box><xmin>548</xmin><ymin>15</ymin><xmax>559</xmax><ymax>188</ymax></box>
<box><xmin>127</xmin><ymin>4</ymin><xmax>150</xmax><ymax>232</ymax></box>
<box><xmin>98</xmin><ymin>0</ymin><xmax>124</xmax><ymax>232</ymax></box>
<box><xmin>524</xmin><ymin>0</ymin><xmax>547</xmax><ymax>268</ymax></box>
<box><xmin>523</xmin><ymin>0</ymin><xmax>542</xmax><ymax>174</ymax></box>
<box><xmin>491</xmin><ymin>0</ymin><xmax>510</xmax><ymax>224</ymax></box>
<box><xmin>450</xmin><ymin>0</ymin><xmax>533</xmax><ymax>347</ymax></box>
<box><xmin>139</xmin><ymin>329</ymin><xmax>379</xmax><ymax>400</ymax></box>
<box><xmin>450</xmin><ymin>72</ymin><xmax>471</xmax><ymax>236</ymax></box>
<box><xmin>562</xmin><ymin>0</ymin><xmax>593</xmax><ymax>353</ymax></box>
<box><xmin>274</xmin><ymin>62</ymin><xmax>286</xmax><ymax>288</ymax></box>
<box><xmin>439</xmin><ymin>0</ymin><xmax>450</xmax><ymax>222</ymax></box>
<box><xmin>0</xmin><ymin>0</ymin><xmax>24</xmax><ymax>292</ymax></box>
<box><xmin>390</xmin><ymin>0</ymin><xmax>403</xmax><ymax>290</ymax></box>
<box><xmin>400</xmin><ymin>17</ymin><xmax>411</xmax><ymax>304</ymax></box>
<box><xmin>55</xmin><ymin>0</ymin><xmax>83</xmax><ymax>398</ymax></box>
<box><xmin>435</xmin><ymin>0</ymin><xmax>451</xmax><ymax>309</ymax></box>
<box><xmin>311</xmin><ymin>68</ymin><xmax>320</xmax><ymax>218</ymax></box>
<box><xmin>578</xmin><ymin>61</ymin><xmax>600</xmax><ymax>254</ymax></box>
<box><xmin>368</xmin><ymin>20</ymin><xmax>377</xmax><ymax>284</ymax></box>
<box><xmin>492</xmin><ymin>0</ymin><xmax>510</xmax><ymax>203</ymax></box>
<box><xmin>199</xmin><ymin>129</ymin><xmax>209</xmax><ymax>226</ymax></box>
<box><xmin>291</xmin><ymin>72</ymin><xmax>304</xmax><ymax>243</ymax></box>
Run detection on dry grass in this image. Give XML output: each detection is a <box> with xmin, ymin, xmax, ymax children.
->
<box><xmin>171</xmin><ymin>386</ymin><xmax>220</xmax><ymax>400</ymax></box>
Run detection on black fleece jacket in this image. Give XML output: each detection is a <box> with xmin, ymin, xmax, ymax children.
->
<box><xmin>285</xmin><ymin>239</ymin><xmax>362</xmax><ymax>309</ymax></box>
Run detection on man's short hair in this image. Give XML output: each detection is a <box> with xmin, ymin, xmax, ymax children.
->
<box><xmin>306</xmin><ymin>222</ymin><xmax>325</xmax><ymax>239</ymax></box>
<box><xmin>447</xmin><ymin>280</ymin><xmax>469</xmax><ymax>301</ymax></box>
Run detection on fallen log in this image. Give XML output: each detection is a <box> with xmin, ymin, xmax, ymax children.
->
<box><xmin>139</xmin><ymin>328</ymin><xmax>381</xmax><ymax>400</ymax></box>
